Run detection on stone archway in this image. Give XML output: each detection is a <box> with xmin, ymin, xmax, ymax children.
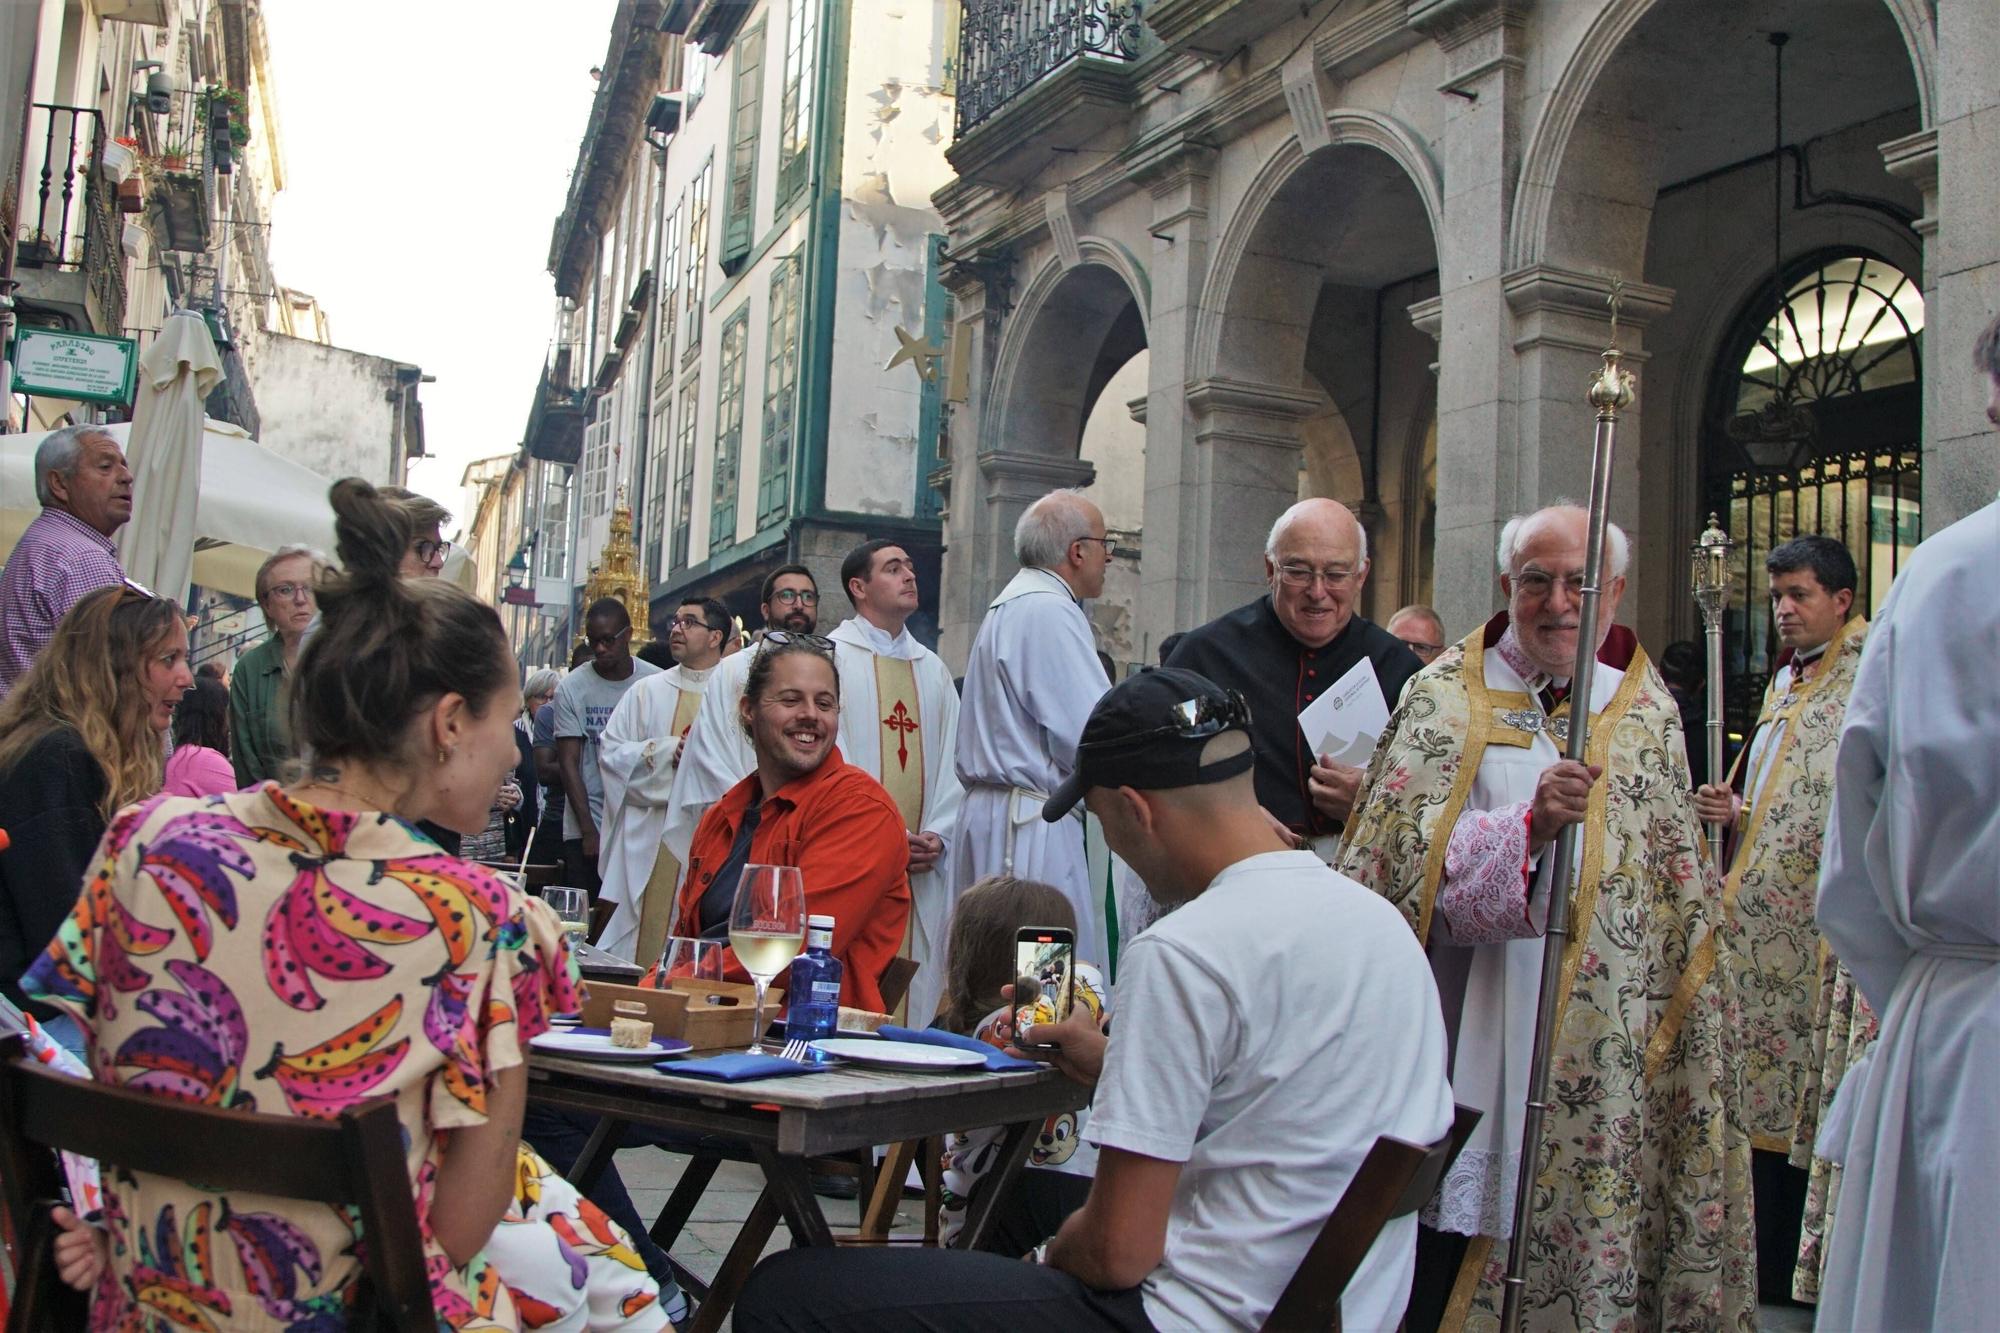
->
<box><xmin>1177</xmin><ymin>126</ymin><xmax>1442</xmax><ymax>630</ymax></box>
<box><xmin>1492</xmin><ymin>0</ymin><xmax>1929</xmax><ymax>646</ymax></box>
<box><xmin>970</xmin><ymin>255</ymin><xmax>1149</xmax><ymax>618</ymax></box>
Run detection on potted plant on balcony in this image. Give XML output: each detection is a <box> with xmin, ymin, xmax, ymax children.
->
<box><xmin>101</xmin><ymin>135</ymin><xmax>139</xmax><ymax>184</ymax></box>
<box><xmin>200</xmin><ymin>86</ymin><xmax>251</xmax><ymax>148</ymax></box>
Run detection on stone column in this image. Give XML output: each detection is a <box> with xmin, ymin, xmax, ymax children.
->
<box><xmin>1132</xmin><ymin>140</ymin><xmax>1218</xmax><ymax>642</ymax></box>
<box><xmin>1502</xmin><ymin>265</ymin><xmax>1671</xmax><ymax>613</ymax></box>
<box><xmin>934</xmin><ymin>258</ymin><xmax>1010</xmax><ymax>668</ymax></box>
<box><xmin>1414</xmin><ymin>0</ymin><xmax>1531</xmax><ymax>639</ymax></box>
<box><xmin>1914</xmin><ymin>0</ymin><xmax>1999</xmax><ymax>527</ymax></box>
<box><xmin>974</xmin><ymin>447</ymin><xmax>1097</xmax><ymax>606</ymax></box>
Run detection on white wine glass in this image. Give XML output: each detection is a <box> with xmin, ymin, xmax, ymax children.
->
<box><xmin>657</xmin><ymin>936</ymin><xmax>724</xmax><ymax>985</ymax></box>
<box><xmin>728</xmin><ymin>865</ymin><xmax>806</xmax><ymax>1053</ymax></box>
<box><xmin>541</xmin><ymin>886</ymin><xmax>589</xmax><ymax>946</ymax></box>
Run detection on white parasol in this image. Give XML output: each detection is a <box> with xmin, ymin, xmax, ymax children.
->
<box><xmin>113</xmin><ymin>310</ymin><xmax>222</xmax><ymax>600</ymax></box>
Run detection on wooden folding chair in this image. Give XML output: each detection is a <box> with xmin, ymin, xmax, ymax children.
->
<box><xmin>1260</xmin><ymin>1103</ymin><xmax>1482</xmax><ymax>1333</ymax></box>
<box><xmin>0</xmin><ymin>1033</ymin><xmax>436</xmax><ymax>1332</ymax></box>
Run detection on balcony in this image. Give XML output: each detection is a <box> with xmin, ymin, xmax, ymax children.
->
<box><xmin>525</xmin><ymin>345</ymin><xmax>589</xmax><ymax>466</ymax></box>
<box><xmin>948</xmin><ymin>2</ymin><xmax>1150</xmax><ymax>187</ymax></box>
<box><xmin>10</xmin><ymin>105</ymin><xmax>128</xmax><ymax>337</ymax></box>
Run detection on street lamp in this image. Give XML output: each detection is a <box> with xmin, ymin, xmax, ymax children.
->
<box><xmin>1690</xmin><ymin>513</ymin><xmax>1733</xmax><ymax>869</ymax></box>
<box><xmin>504</xmin><ymin>549</ymin><xmax>530</xmax><ymax>665</ymax></box>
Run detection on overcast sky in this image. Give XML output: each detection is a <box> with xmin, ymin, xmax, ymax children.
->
<box><xmin>261</xmin><ymin>1</ymin><xmax>618</xmax><ymax>531</ymax></box>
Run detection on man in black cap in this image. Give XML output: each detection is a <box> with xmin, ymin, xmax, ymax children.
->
<box><xmin>732</xmin><ymin>668</ymin><xmax>1452</xmax><ymax>1332</ymax></box>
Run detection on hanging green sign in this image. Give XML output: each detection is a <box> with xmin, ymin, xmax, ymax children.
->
<box><xmin>9</xmin><ymin>327</ymin><xmax>139</xmax><ymax>405</ymax></box>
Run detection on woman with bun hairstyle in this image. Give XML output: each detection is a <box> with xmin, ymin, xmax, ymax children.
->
<box><xmin>0</xmin><ymin>583</ymin><xmax>190</xmax><ymax>1045</ymax></box>
<box><xmin>24</xmin><ymin>479</ymin><xmax>676</xmax><ymax>1330</ymax></box>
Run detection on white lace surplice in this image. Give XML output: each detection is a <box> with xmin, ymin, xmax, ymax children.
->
<box><xmin>1422</xmin><ymin>640</ymin><xmax>1625</xmax><ymax>1238</ymax></box>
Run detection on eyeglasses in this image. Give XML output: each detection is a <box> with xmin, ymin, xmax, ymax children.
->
<box><xmin>1072</xmin><ymin>535</ymin><xmax>1113</xmax><ymax>552</ymax></box>
<box><xmin>761</xmin><ymin>630</ymin><xmax>835</xmax><ymax>652</ymax></box>
<box><xmin>768</xmin><ymin>588</ymin><xmax>819</xmax><ymax>606</ymax></box>
<box><xmin>1275</xmin><ymin>564</ymin><xmax>1361</xmax><ymax>589</ymax></box>
<box><xmin>1083</xmin><ymin>689</ymin><xmax>1252</xmax><ymax>754</ymax></box>
<box><xmin>1512</xmin><ymin>570</ymin><xmax>1589</xmax><ymax>599</ymax></box>
<box><xmin>413</xmin><ymin>539</ymin><xmax>453</xmax><ymax>564</ymax></box>
<box><xmin>1400</xmin><ymin>640</ymin><xmax>1445</xmax><ymax>657</ymax></box>
<box><xmin>266</xmin><ymin>582</ymin><xmax>313</xmax><ymax>603</ymax></box>
<box><xmin>586</xmin><ymin>625</ymin><xmax>633</xmax><ymax>649</ymax></box>
<box><xmin>670</xmin><ymin>614</ymin><xmax>723</xmax><ymax>632</ymax></box>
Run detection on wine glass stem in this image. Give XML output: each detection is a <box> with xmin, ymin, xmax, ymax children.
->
<box><xmin>750</xmin><ymin>978</ymin><xmax>768</xmax><ymax>1054</ymax></box>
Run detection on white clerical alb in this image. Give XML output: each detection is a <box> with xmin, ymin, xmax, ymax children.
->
<box><xmin>1424</xmin><ymin>630</ymin><xmax>1625</xmax><ymax>1239</ymax></box>
<box><xmin>952</xmin><ymin>566</ymin><xmax>1109</xmax><ymax>969</ymax></box>
<box><xmin>1814</xmin><ymin>501</ymin><xmax>2000</xmax><ymax>1331</ymax></box>
<box><xmin>596</xmin><ymin>662</ymin><xmax>714</xmax><ymax>962</ymax></box>
<box><xmin>828</xmin><ymin>616</ymin><xmax>963</xmax><ymax>1024</ymax></box>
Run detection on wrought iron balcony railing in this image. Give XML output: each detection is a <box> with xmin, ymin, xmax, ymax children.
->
<box><xmin>955</xmin><ymin>1</ymin><xmax>1147</xmax><ymax>138</ymax></box>
<box><xmin>13</xmin><ymin>104</ymin><xmax>128</xmax><ymax>334</ymax></box>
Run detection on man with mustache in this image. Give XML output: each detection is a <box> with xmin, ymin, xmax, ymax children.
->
<box><xmin>1336</xmin><ymin>503</ymin><xmax>1755</xmax><ymax>1331</ymax></box>
<box><xmin>1691</xmin><ymin>535</ymin><xmax>1868</xmax><ymax>1306</ymax></box>
<box><xmin>670</xmin><ymin>635</ymin><xmax>910</xmax><ymax>1013</ymax></box>
<box><xmin>0</xmin><ymin>425</ymin><xmax>133</xmax><ymax>698</ymax></box>
<box><xmin>595</xmin><ymin>596</ymin><xmax>731</xmax><ymax>965</ymax></box>
<box><xmin>663</xmin><ymin>566</ymin><xmax>820</xmax><ymax>892</ymax></box>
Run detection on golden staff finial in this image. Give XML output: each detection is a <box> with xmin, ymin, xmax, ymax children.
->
<box><xmin>1606</xmin><ymin>277</ymin><xmax>1624</xmax><ymax>350</ymax></box>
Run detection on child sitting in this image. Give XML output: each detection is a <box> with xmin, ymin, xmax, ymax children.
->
<box><xmin>934</xmin><ymin>876</ymin><xmax>1107</xmax><ymax>1253</ymax></box>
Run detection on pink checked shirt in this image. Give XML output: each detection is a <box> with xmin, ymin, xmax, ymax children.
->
<box><xmin>0</xmin><ymin>507</ymin><xmax>127</xmax><ymax>697</ymax></box>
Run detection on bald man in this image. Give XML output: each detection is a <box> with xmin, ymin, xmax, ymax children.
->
<box><xmin>1166</xmin><ymin>499</ymin><xmax>1420</xmax><ymax>852</ymax></box>
<box><xmin>953</xmin><ymin>488</ymin><xmax>1114</xmax><ymax>967</ymax></box>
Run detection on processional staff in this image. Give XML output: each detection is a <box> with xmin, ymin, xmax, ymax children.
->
<box><xmin>1497</xmin><ymin>288</ymin><xmax>1635</xmax><ymax>1333</ymax></box>
<box><xmin>1690</xmin><ymin>515</ymin><xmax>1734</xmax><ymax>868</ymax></box>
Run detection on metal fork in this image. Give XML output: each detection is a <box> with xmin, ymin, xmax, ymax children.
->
<box><xmin>778</xmin><ymin>1038</ymin><xmax>810</xmax><ymax>1063</ymax></box>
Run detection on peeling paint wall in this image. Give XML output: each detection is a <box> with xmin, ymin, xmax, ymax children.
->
<box><xmin>822</xmin><ymin>1</ymin><xmax>956</xmax><ymax>518</ymax></box>
<box><xmin>250</xmin><ymin>330</ymin><xmax>402</xmax><ymax>485</ymax></box>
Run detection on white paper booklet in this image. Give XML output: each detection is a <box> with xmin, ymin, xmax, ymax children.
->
<box><xmin>1297</xmin><ymin>657</ymin><xmax>1390</xmax><ymax>768</ymax></box>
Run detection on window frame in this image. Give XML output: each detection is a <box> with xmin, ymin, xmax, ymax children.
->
<box><xmin>776</xmin><ymin>0</ymin><xmax>816</xmax><ymax>205</ymax></box>
<box><xmin>710</xmin><ymin>307</ymin><xmax>751</xmax><ymax>554</ymax></box>
<box><xmin>758</xmin><ymin>253</ymin><xmax>803</xmax><ymax>527</ymax></box>
<box><xmin>721</xmin><ymin>23</ymin><xmax>768</xmax><ymax>272</ymax></box>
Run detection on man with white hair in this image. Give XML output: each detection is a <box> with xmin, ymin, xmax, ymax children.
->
<box><xmin>952</xmin><ymin>489</ymin><xmax>1113</xmax><ymax>966</ymax></box>
<box><xmin>1167</xmin><ymin>498</ymin><xmax>1420</xmax><ymax>852</ymax></box>
<box><xmin>0</xmin><ymin>424</ymin><xmax>133</xmax><ymax>696</ymax></box>
<box><xmin>1336</xmin><ymin>503</ymin><xmax>1755</xmax><ymax>1331</ymax></box>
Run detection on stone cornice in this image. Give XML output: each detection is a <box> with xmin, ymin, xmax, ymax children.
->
<box><xmin>932</xmin><ymin>0</ymin><xmax>1419</xmax><ymax>270</ymax></box>
<box><xmin>1404</xmin><ymin>0</ymin><xmax>1530</xmax><ymax>49</ymax></box>
<box><xmin>1879</xmin><ymin>127</ymin><xmax>1939</xmax><ymax>238</ymax></box>
<box><xmin>977</xmin><ymin>449</ymin><xmax>1097</xmax><ymax>495</ymax></box>
<box><xmin>1186</xmin><ymin>376</ymin><xmax>1322</xmax><ymax>422</ymax></box>
<box><xmin>550</xmin><ymin>0</ymin><xmax>670</xmax><ymax>300</ymax></box>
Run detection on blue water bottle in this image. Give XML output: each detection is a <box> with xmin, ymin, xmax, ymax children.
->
<box><xmin>784</xmin><ymin>914</ymin><xmax>842</xmax><ymax>1041</ymax></box>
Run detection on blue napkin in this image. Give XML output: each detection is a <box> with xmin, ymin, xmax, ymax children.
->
<box><xmin>878</xmin><ymin>1025</ymin><xmax>1040</xmax><ymax>1072</ymax></box>
<box><xmin>652</xmin><ymin>1052</ymin><xmax>825</xmax><ymax>1082</ymax></box>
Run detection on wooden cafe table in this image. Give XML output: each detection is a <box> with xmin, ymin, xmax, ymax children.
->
<box><xmin>528</xmin><ymin>1042</ymin><xmax>1087</xmax><ymax>1331</ymax></box>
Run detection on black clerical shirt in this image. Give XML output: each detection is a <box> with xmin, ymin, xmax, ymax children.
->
<box><xmin>1166</xmin><ymin>597</ymin><xmax>1422</xmax><ymax>838</ymax></box>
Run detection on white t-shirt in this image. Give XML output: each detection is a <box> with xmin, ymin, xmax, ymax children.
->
<box><xmin>551</xmin><ymin>658</ymin><xmax>660</xmax><ymax>838</ymax></box>
<box><xmin>1087</xmin><ymin>850</ymin><xmax>1453</xmax><ymax>1332</ymax></box>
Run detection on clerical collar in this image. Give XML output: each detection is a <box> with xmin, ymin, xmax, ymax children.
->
<box><xmin>1793</xmin><ymin>639</ymin><xmax>1831</xmax><ymax>665</ymax></box>
<box><xmin>1495</xmin><ymin>626</ymin><xmax>1568</xmax><ymax>692</ymax></box>
<box><xmin>678</xmin><ymin>663</ymin><xmax>716</xmax><ymax>686</ymax></box>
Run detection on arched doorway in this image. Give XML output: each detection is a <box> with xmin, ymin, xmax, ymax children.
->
<box><xmin>1703</xmin><ymin>251</ymin><xmax>1922</xmax><ymax>734</ymax></box>
<box><xmin>1201</xmin><ymin>136</ymin><xmax>1441</xmax><ymax>625</ymax></box>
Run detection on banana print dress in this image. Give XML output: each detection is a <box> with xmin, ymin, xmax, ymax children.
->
<box><xmin>24</xmin><ymin>784</ymin><xmax>667</xmax><ymax>1332</ymax></box>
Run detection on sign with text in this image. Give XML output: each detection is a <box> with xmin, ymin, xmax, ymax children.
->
<box><xmin>9</xmin><ymin>328</ymin><xmax>138</xmax><ymax>405</ymax></box>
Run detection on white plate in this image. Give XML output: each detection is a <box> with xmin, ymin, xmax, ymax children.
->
<box><xmin>810</xmin><ymin>1038</ymin><xmax>986</xmax><ymax>1071</ymax></box>
<box><xmin>530</xmin><ymin>1028</ymin><xmax>690</xmax><ymax>1062</ymax></box>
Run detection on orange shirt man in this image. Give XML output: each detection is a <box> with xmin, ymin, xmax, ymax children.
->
<box><xmin>669</xmin><ymin>638</ymin><xmax>910</xmax><ymax>1013</ymax></box>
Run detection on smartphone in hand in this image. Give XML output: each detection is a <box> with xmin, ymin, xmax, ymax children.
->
<box><xmin>1012</xmin><ymin>925</ymin><xmax>1076</xmax><ymax>1053</ymax></box>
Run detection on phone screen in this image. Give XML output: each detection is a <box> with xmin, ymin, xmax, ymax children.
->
<box><xmin>1013</xmin><ymin>927</ymin><xmax>1075</xmax><ymax>1045</ymax></box>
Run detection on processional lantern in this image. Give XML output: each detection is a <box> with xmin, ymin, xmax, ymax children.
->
<box><xmin>1690</xmin><ymin>514</ymin><xmax>1733</xmax><ymax>867</ymax></box>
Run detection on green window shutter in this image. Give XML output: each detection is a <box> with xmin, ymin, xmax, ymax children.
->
<box><xmin>657</xmin><ymin>200</ymin><xmax>681</xmax><ymax>374</ymax></box>
<box><xmin>758</xmin><ymin>254</ymin><xmax>802</xmax><ymax>527</ymax></box>
<box><xmin>684</xmin><ymin>160</ymin><xmax>711</xmax><ymax>359</ymax></box>
<box><xmin>777</xmin><ymin>0</ymin><xmax>816</xmax><ymax>205</ymax></box>
<box><xmin>710</xmin><ymin>311</ymin><xmax>750</xmax><ymax>553</ymax></box>
<box><xmin>645</xmin><ymin>393</ymin><xmax>672</xmax><ymax>578</ymax></box>
<box><xmin>672</xmin><ymin>374</ymin><xmax>699</xmax><ymax>570</ymax></box>
<box><xmin>915</xmin><ymin>235</ymin><xmax>950</xmax><ymax>522</ymax></box>
<box><xmin>722</xmin><ymin>25</ymin><xmax>766</xmax><ymax>271</ymax></box>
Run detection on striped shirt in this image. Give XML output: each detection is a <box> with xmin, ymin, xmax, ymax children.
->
<box><xmin>0</xmin><ymin>507</ymin><xmax>127</xmax><ymax>697</ymax></box>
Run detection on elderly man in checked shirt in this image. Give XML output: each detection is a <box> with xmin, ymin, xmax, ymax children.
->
<box><xmin>0</xmin><ymin>425</ymin><xmax>134</xmax><ymax>697</ymax></box>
